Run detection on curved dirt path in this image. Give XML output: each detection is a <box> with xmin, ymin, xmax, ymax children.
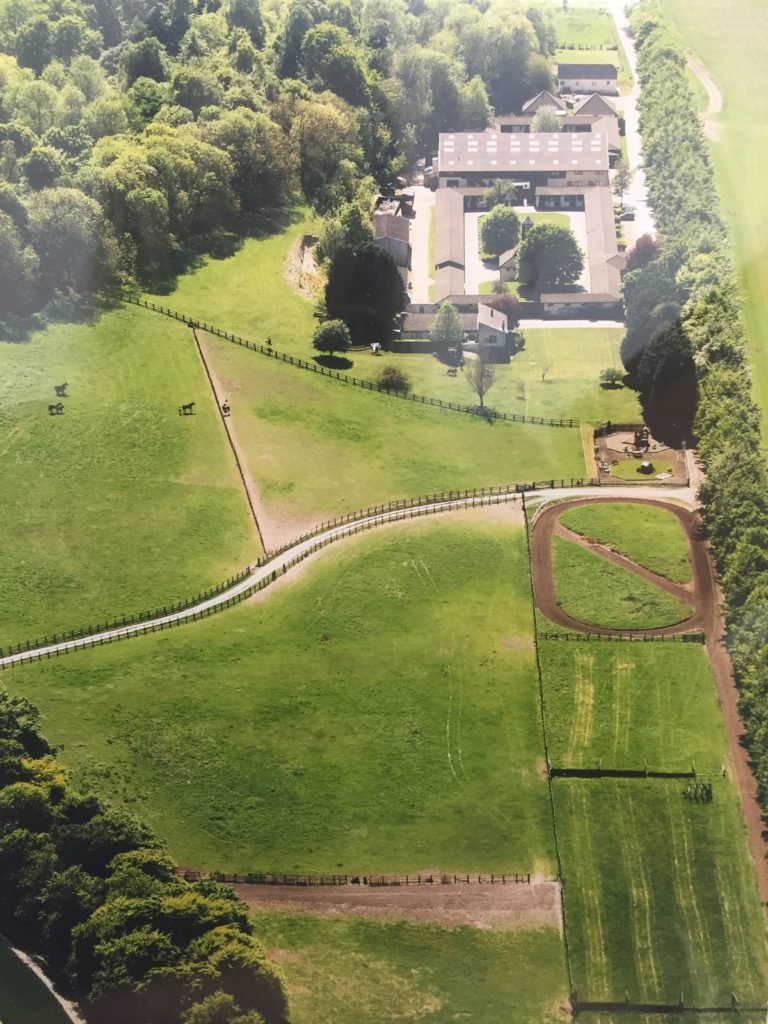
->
<box><xmin>687</xmin><ymin>57</ymin><xmax>723</xmax><ymax>141</ymax></box>
<box><xmin>530</xmin><ymin>496</ymin><xmax>712</xmax><ymax>637</ymax></box>
<box><xmin>530</xmin><ymin>496</ymin><xmax>768</xmax><ymax>906</ymax></box>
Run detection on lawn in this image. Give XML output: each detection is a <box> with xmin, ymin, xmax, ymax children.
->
<box><xmin>661</xmin><ymin>0</ymin><xmax>768</xmax><ymax>439</ymax></box>
<box><xmin>0</xmin><ymin>308</ymin><xmax>257</xmax><ymax>648</ymax></box>
<box><xmin>251</xmin><ymin>912</ymin><xmax>569</xmax><ymax>1024</ymax></box>
<box><xmin>198</xmin><ymin>331</ymin><xmax>586</xmax><ymax>539</ymax></box>
<box><xmin>0</xmin><ymin>944</ymin><xmax>72</xmax><ymax>1024</ymax></box>
<box><xmin>143</xmin><ymin>208</ymin><xmax>320</xmax><ymax>357</ymax></box>
<box><xmin>553</xmin><ymin>7</ymin><xmax>615</xmax><ymax>49</ymax></box>
<box><xmin>558</xmin><ymin>501</ymin><xmax>692</xmax><ymax>583</ymax></box>
<box><xmin>328</xmin><ymin>328</ymin><xmax>638</xmax><ymax>425</ymax></box>
<box><xmin>551</xmin><ymin>536</ymin><xmax>691</xmax><ymax>630</ymax></box>
<box><xmin>555</xmin><ymin>778</ymin><xmax>768</xmax><ymax>1006</ymax></box>
<box><xmin>3</xmin><ymin>516</ymin><xmax>557</xmax><ymax>874</ymax></box>
<box><xmin>540</xmin><ymin>641</ymin><xmax>728</xmax><ymax>773</ymax></box>
<box><xmin>610</xmin><ymin>458</ymin><xmax>674</xmax><ymax>481</ymax></box>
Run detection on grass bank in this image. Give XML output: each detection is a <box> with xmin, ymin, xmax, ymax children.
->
<box><xmin>661</xmin><ymin>0</ymin><xmax>768</xmax><ymax>438</ymax></box>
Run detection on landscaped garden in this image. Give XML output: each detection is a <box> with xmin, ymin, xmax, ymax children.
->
<box><xmin>3</xmin><ymin>516</ymin><xmax>556</xmax><ymax>875</ymax></box>
<box><xmin>551</xmin><ymin>535</ymin><xmax>692</xmax><ymax>630</ymax></box>
<box><xmin>559</xmin><ymin>501</ymin><xmax>692</xmax><ymax>583</ymax></box>
<box><xmin>0</xmin><ymin>308</ymin><xmax>258</xmax><ymax>647</ymax></box>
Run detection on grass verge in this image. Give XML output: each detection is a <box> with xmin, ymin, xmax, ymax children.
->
<box><xmin>0</xmin><ymin>944</ymin><xmax>72</xmax><ymax>1024</ymax></box>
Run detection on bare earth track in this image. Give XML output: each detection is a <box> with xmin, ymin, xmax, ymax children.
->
<box><xmin>530</xmin><ymin>496</ymin><xmax>768</xmax><ymax>905</ymax></box>
<box><xmin>231</xmin><ymin>879</ymin><xmax>562</xmax><ymax>932</ymax></box>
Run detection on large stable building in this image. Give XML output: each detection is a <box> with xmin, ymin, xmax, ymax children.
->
<box><xmin>436</xmin><ymin>130</ymin><xmax>610</xmax><ymax>190</ymax></box>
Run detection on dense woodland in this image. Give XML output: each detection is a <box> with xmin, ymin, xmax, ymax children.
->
<box><xmin>624</xmin><ymin>4</ymin><xmax>768</xmax><ymax>827</ymax></box>
<box><xmin>0</xmin><ymin>0</ymin><xmax>556</xmax><ymax>327</ymax></box>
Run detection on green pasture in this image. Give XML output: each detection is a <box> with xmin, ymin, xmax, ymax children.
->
<box><xmin>199</xmin><ymin>331</ymin><xmax>586</xmax><ymax>535</ymax></box>
<box><xmin>553</xmin><ymin>7</ymin><xmax>615</xmax><ymax>48</ymax></box>
<box><xmin>551</xmin><ymin>536</ymin><xmax>692</xmax><ymax>630</ymax></box>
<box><xmin>559</xmin><ymin>501</ymin><xmax>692</xmax><ymax>583</ymax></box>
<box><xmin>143</xmin><ymin>208</ymin><xmax>319</xmax><ymax>354</ymax></box>
<box><xmin>251</xmin><ymin>913</ymin><xmax>568</xmax><ymax>1024</ymax></box>
<box><xmin>4</xmin><ymin>517</ymin><xmax>556</xmax><ymax>874</ymax></box>
<box><xmin>540</xmin><ymin>641</ymin><xmax>728</xmax><ymax>772</ymax></box>
<box><xmin>556</xmin><ymin>778</ymin><xmax>768</xmax><ymax>1005</ymax></box>
<box><xmin>662</xmin><ymin>0</ymin><xmax>768</xmax><ymax>438</ymax></box>
<box><xmin>0</xmin><ymin>944</ymin><xmax>72</xmax><ymax>1024</ymax></box>
<box><xmin>0</xmin><ymin>309</ymin><xmax>256</xmax><ymax>647</ymax></box>
<box><xmin>350</xmin><ymin>329</ymin><xmax>638</xmax><ymax>425</ymax></box>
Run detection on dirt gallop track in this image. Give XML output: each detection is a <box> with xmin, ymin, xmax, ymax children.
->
<box><xmin>530</xmin><ymin>495</ymin><xmax>768</xmax><ymax>905</ymax></box>
<box><xmin>530</xmin><ymin>496</ymin><xmax>715</xmax><ymax>637</ymax></box>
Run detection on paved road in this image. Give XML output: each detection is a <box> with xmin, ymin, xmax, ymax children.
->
<box><xmin>408</xmin><ymin>185</ymin><xmax>435</xmax><ymax>304</ymax></box>
<box><xmin>464</xmin><ymin>211</ymin><xmax>497</xmax><ymax>293</ymax></box>
<box><xmin>606</xmin><ymin>0</ymin><xmax>656</xmax><ymax>247</ymax></box>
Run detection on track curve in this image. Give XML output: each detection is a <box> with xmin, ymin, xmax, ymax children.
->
<box><xmin>529</xmin><ymin>496</ymin><xmax>715</xmax><ymax>637</ymax></box>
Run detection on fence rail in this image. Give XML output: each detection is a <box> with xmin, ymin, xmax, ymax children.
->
<box><xmin>123</xmin><ymin>295</ymin><xmax>580</xmax><ymax>428</ymax></box>
<box><xmin>538</xmin><ymin>630</ymin><xmax>705</xmax><ymax>644</ymax></box>
<box><xmin>550</xmin><ymin>767</ymin><xmax>697</xmax><ymax>780</ymax></box>
<box><xmin>179</xmin><ymin>869</ymin><xmax>533</xmax><ymax>887</ymax></box>
<box><xmin>1</xmin><ymin>480</ymin><xmax>594</xmax><ymax>663</ymax></box>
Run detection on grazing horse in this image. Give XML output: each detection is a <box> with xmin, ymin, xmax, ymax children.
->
<box><xmin>221</xmin><ymin>400</ymin><xmax>231</xmax><ymax>417</ymax></box>
<box><xmin>179</xmin><ymin>401</ymin><xmax>196</xmax><ymax>416</ymax></box>
<box><xmin>54</xmin><ymin>383</ymin><xmax>68</xmax><ymax>397</ymax></box>
<box><xmin>48</xmin><ymin>402</ymin><xmax>64</xmax><ymax>415</ymax></box>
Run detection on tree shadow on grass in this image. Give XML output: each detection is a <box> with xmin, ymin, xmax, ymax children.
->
<box><xmin>313</xmin><ymin>354</ymin><xmax>354</xmax><ymax>370</ymax></box>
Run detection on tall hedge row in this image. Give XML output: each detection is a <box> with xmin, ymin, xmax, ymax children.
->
<box><xmin>628</xmin><ymin>4</ymin><xmax>768</xmax><ymax>816</ymax></box>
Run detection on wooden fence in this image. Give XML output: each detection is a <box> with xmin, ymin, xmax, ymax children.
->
<box><xmin>123</xmin><ymin>295</ymin><xmax>580</xmax><ymax>428</ymax></box>
<box><xmin>180</xmin><ymin>870</ymin><xmax>533</xmax><ymax>887</ymax></box>
<box><xmin>1</xmin><ymin>480</ymin><xmax>593</xmax><ymax>664</ymax></box>
<box><xmin>538</xmin><ymin>630</ymin><xmax>705</xmax><ymax>644</ymax></box>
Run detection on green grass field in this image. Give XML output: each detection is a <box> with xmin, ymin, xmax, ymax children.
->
<box><xmin>0</xmin><ymin>309</ymin><xmax>257</xmax><ymax>647</ymax></box>
<box><xmin>0</xmin><ymin>945</ymin><xmax>72</xmax><ymax>1024</ymax></box>
<box><xmin>144</xmin><ymin>209</ymin><xmax>319</xmax><ymax>354</ymax></box>
<box><xmin>3</xmin><ymin>516</ymin><xmax>556</xmax><ymax>874</ymax></box>
<box><xmin>199</xmin><ymin>331</ymin><xmax>586</xmax><ymax>535</ymax></box>
<box><xmin>540</xmin><ymin>641</ymin><xmax>728</xmax><ymax>773</ymax></box>
<box><xmin>551</xmin><ymin>536</ymin><xmax>691</xmax><ymax>630</ymax></box>
<box><xmin>553</xmin><ymin>7</ymin><xmax>615</xmax><ymax>48</ymax></box>
<box><xmin>559</xmin><ymin>502</ymin><xmax>692</xmax><ymax>583</ymax></box>
<box><xmin>251</xmin><ymin>912</ymin><xmax>569</xmax><ymax>1024</ymax></box>
<box><xmin>661</xmin><ymin>0</ymin><xmax>768</xmax><ymax>438</ymax></box>
<box><xmin>344</xmin><ymin>329</ymin><xmax>638</xmax><ymax>425</ymax></box>
<box><xmin>556</xmin><ymin>778</ymin><xmax>768</xmax><ymax>1005</ymax></box>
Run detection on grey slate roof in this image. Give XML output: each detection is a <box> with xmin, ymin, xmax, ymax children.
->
<box><xmin>557</xmin><ymin>63</ymin><xmax>618</xmax><ymax>80</ymax></box>
<box><xmin>438</xmin><ymin>130</ymin><xmax>609</xmax><ymax>175</ymax></box>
